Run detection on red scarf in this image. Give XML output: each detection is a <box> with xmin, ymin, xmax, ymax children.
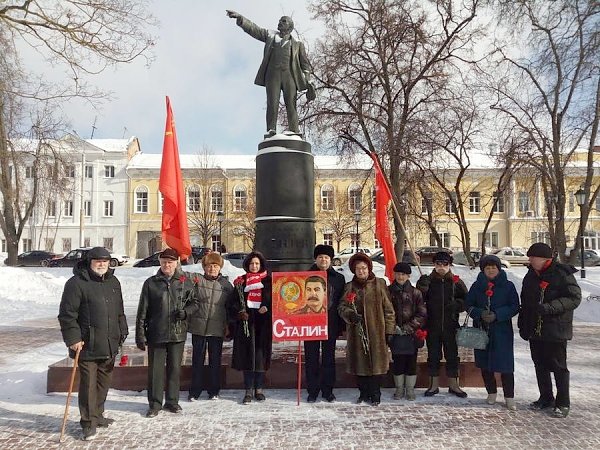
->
<box><xmin>244</xmin><ymin>271</ymin><xmax>267</xmax><ymax>309</ymax></box>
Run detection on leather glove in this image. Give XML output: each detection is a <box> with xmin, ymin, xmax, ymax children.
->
<box><xmin>238</xmin><ymin>310</ymin><xmax>249</xmax><ymax>321</ymax></box>
<box><xmin>347</xmin><ymin>310</ymin><xmax>362</xmax><ymax>324</ymax></box>
<box><xmin>136</xmin><ymin>340</ymin><xmax>146</xmax><ymax>351</ymax></box>
<box><xmin>386</xmin><ymin>334</ymin><xmax>394</xmax><ymax>346</ymax></box>
<box><xmin>481</xmin><ymin>310</ymin><xmax>496</xmax><ymax>323</ymax></box>
<box><xmin>175</xmin><ymin>309</ymin><xmax>187</xmax><ymax>320</ymax></box>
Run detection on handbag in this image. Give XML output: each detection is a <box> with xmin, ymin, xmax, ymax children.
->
<box><xmin>389</xmin><ymin>334</ymin><xmax>416</xmax><ymax>355</ymax></box>
<box><xmin>456</xmin><ymin>309</ymin><xmax>489</xmax><ymax>350</ymax></box>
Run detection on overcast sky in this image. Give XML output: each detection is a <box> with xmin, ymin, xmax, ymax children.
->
<box><xmin>47</xmin><ymin>1</ymin><xmax>324</xmax><ymax>155</ymax></box>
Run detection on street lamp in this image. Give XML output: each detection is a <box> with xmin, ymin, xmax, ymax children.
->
<box><xmin>574</xmin><ymin>187</ymin><xmax>588</xmax><ymax>279</ymax></box>
<box><xmin>353</xmin><ymin>210</ymin><xmax>362</xmax><ymax>253</ymax></box>
<box><xmin>217</xmin><ymin>211</ymin><xmax>224</xmax><ymax>253</ymax></box>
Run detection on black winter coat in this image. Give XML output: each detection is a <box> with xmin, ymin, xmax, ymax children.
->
<box><xmin>388</xmin><ymin>281</ymin><xmax>427</xmax><ymax>334</ymax></box>
<box><xmin>417</xmin><ymin>270</ymin><xmax>467</xmax><ymax>335</ymax></box>
<box><xmin>309</xmin><ymin>264</ymin><xmax>346</xmax><ymax>338</ymax></box>
<box><xmin>58</xmin><ymin>262</ymin><xmax>128</xmax><ymax>361</ymax></box>
<box><xmin>226</xmin><ymin>273</ymin><xmax>272</xmax><ymax>372</ymax></box>
<box><xmin>136</xmin><ymin>267</ymin><xmax>197</xmax><ymax>345</ymax></box>
<box><xmin>518</xmin><ymin>260</ymin><xmax>581</xmax><ymax>342</ymax></box>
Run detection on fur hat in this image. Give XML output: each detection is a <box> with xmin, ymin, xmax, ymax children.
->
<box><xmin>87</xmin><ymin>247</ymin><xmax>111</xmax><ymax>261</ymax></box>
<box><xmin>527</xmin><ymin>243</ymin><xmax>553</xmax><ymax>259</ymax></box>
<box><xmin>479</xmin><ymin>254</ymin><xmax>502</xmax><ymax>271</ymax></box>
<box><xmin>159</xmin><ymin>248</ymin><xmax>179</xmax><ymax>260</ymax></box>
<box><xmin>348</xmin><ymin>252</ymin><xmax>373</xmax><ymax>274</ymax></box>
<box><xmin>202</xmin><ymin>252</ymin><xmax>223</xmax><ymax>268</ymax></box>
<box><xmin>314</xmin><ymin>244</ymin><xmax>335</xmax><ymax>259</ymax></box>
<box><xmin>433</xmin><ymin>251</ymin><xmax>453</xmax><ymax>264</ymax></box>
<box><xmin>243</xmin><ymin>251</ymin><xmax>268</xmax><ymax>273</ymax></box>
<box><xmin>393</xmin><ymin>262</ymin><xmax>412</xmax><ymax>274</ymax></box>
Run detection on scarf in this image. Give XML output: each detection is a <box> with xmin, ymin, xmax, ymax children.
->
<box><xmin>244</xmin><ymin>271</ymin><xmax>267</xmax><ymax>309</ymax></box>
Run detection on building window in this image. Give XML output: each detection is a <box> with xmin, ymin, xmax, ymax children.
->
<box><xmin>373</xmin><ymin>235</ymin><xmax>381</xmax><ymax>249</ymax></box>
<box><xmin>211</xmin><ymin>235</ymin><xmax>220</xmax><ymax>252</ymax></box>
<box><xmin>531</xmin><ymin>231</ymin><xmax>551</xmax><ymax>245</ymax></box>
<box><xmin>348</xmin><ymin>184</ymin><xmax>362</xmax><ymax>211</ymax></box>
<box><xmin>104</xmin><ymin>165</ymin><xmax>115</xmax><ymax>178</ymax></box>
<box><xmin>66</xmin><ymin>165</ymin><xmax>76</xmax><ymax>178</ymax></box>
<box><xmin>210</xmin><ymin>186</ymin><xmax>223</xmax><ymax>212</ymax></box>
<box><xmin>22</xmin><ymin>239</ymin><xmax>32</xmax><ymax>252</ymax></box>
<box><xmin>47</xmin><ymin>201</ymin><xmax>56</xmax><ymax>218</ymax></box>
<box><xmin>430</xmin><ymin>232</ymin><xmax>451</xmax><ymax>248</ymax></box>
<box><xmin>371</xmin><ymin>187</ymin><xmax>377</xmax><ymax>210</ymax></box>
<box><xmin>478</xmin><ymin>232</ymin><xmax>499</xmax><ymax>248</ymax></box>
<box><xmin>85</xmin><ymin>165</ymin><xmax>93</xmax><ymax>178</ymax></box>
<box><xmin>25</xmin><ymin>166</ymin><xmax>34</xmax><ymax>178</ymax></box>
<box><xmin>493</xmin><ymin>191</ymin><xmax>505</xmax><ymax>213</ymax></box>
<box><xmin>568</xmin><ymin>191</ymin><xmax>575</xmax><ymax>213</ymax></box>
<box><xmin>135</xmin><ymin>186</ymin><xmax>148</xmax><ymax>213</ymax></box>
<box><xmin>45</xmin><ymin>238</ymin><xmax>55</xmax><ymax>252</ymax></box>
<box><xmin>1</xmin><ymin>239</ymin><xmax>5</xmax><ymax>252</ymax></box>
<box><xmin>84</xmin><ymin>200</ymin><xmax>92</xmax><ymax>217</ymax></box>
<box><xmin>64</xmin><ymin>200</ymin><xmax>74</xmax><ymax>217</ymax></box>
<box><xmin>323</xmin><ymin>233</ymin><xmax>333</xmax><ymax>246</ymax></box>
<box><xmin>518</xmin><ymin>192</ymin><xmax>530</xmax><ymax>213</ymax></box>
<box><xmin>84</xmin><ymin>237</ymin><xmax>90</xmax><ymax>247</ymax></box>
<box><xmin>321</xmin><ymin>184</ymin><xmax>334</xmax><ymax>211</ymax></box>
<box><xmin>103</xmin><ymin>200</ymin><xmax>114</xmax><ymax>217</ymax></box>
<box><xmin>234</xmin><ymin>184</ymin><xmax>248</xmax><ymax>212</ymax></box>
<box><xmin>158</xmin><ymin>193</ymin><xmax>163</xmax><ymax>213</ymax></box>
<box><xmin>421</xmin><ymin>193</ymin><xmax>433</xmax><ymax>214</ymax></box>
<box><xmin>62</xmin><ymin>238</ymin><xmax>72</xmax><ymax>252</ymax></box>
<box><xmin>445</xmin><ymin>193</ymin><xmax>456</xmax><ymax>214</ymax></box>
<box><xmin>469</xmin><ymin>191</ymin><xmax>480</xmax><ymax>213</ymax></box>
<box><xmin>103</xmin><ymin>238</ymin><xmax>114</xmax><ymax>252</ymax></box>
<box><xmin>188</xmin><ymin>185</ymin><xmax>201</xmax><ymax>212</ymax></box>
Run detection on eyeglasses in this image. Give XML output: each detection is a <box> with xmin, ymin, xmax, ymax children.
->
<box><xmin>434</xmin><ymin>261</ymin><xmax>449</xmax><ymax>266</ymax></box>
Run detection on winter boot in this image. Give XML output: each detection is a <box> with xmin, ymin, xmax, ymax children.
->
<box><xmin>505</xmin><ymin>398</ymin><xmax>517</xmax><ymax>411</ymax></box>
<box><xmin>405</xmin><ymin>375</ymin><xmax>417</xmax><ymax>401</ymax></box>
<box><xmin>393</xmin><ymin>375</ymin><xmax>405</xmax><ymax>400</ymax></box>
<box><xmin>486</xmin><ymin>393</ymin><xmax>497</xmax><ymax>405</ymax></box>
<box><xmin>242</xmin><ymin>389</ymin><xmax>253</xmax><ymax>404</ymax></box>
<box><xmin>448</xmin><ymin>377</ymin><xmax>468</xmax><ymax>398</ymax></box>
<box><xmin>424</xmin><ymin>376</ymin><xmax>439</xmax><ymax>397</ymax></box>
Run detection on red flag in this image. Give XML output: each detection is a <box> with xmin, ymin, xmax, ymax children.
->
<box><xmin>369</xmin><ymin>153</ymin><xmax>397</xmax><ymax>281</ymax></box>
<box><xmin>159</xmin><ymin>96</ymin><xmax>191</xmax><ymax>260</ymax></box>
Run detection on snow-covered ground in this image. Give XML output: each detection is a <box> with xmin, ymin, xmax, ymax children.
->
<box><xmin>0</xmin><ymin>263</ymin><xmax>598</xmax><ymax>445</ymax></box>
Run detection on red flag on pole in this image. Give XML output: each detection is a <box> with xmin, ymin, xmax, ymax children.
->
<box><xmin>369</xmin><ymin>153</ymin><xmax>397</xmax><ymax>281</ymax></box>
<box><xmin>159</xmin><ymin>96</ymin><xmax>191</xmax><ymax>261</ymax></box>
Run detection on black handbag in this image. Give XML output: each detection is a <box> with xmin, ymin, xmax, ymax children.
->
<box><xmin>389</xmin><ymin>334</ymin><xmax>415</xmax><ymax>355</ymax></box>
<box><xmin>456</xmin><ymin>309</ymin><xmax>489</xmax><ymax>350</ymax></box>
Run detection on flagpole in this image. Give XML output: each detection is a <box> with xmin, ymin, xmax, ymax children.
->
<box><xmin>364</xmin><ymin>150</ymin><xmax>423</xmax><ymax>276</ymax></box>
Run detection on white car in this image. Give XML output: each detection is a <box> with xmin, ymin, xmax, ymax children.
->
<box><xmin>492</xmin><ymin>248</ymin><xmax>529</xmax><ymax>265</ymax></box>
<box><xmin>110</xmin><ymin>253</ymin><xmax>129</xmax><ymax>267</ymax></box>
<box><xmin>331</xmin><ymin>247</ymin><xmax>373</xmax><ymax>266</ymax></box>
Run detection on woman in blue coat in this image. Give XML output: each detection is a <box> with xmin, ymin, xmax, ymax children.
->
<box><xmin>466</xmin><ymin>255</ymin><xmax>520</xmax><ymax>411</ymax></box>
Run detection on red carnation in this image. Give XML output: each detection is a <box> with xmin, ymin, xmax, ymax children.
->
<box><xmin>415</xmin><ymin>329</ymin><xmax>428</xmax><ymax>340</ymax></box>
<box><xmin>540</xmin><ymin>281</ymin><xmax>549</xmax><ymax>290</ymax></box>
<box><xmin>452</xmin><ymin>275</ymin><xmax>460</xmax><ymax>284</ymax></box>
<box><xmin>193</xmin><ymin>276</ymin><xmax>200</xmax><ymax>285</ymax></box>
<box><xmin>179</xmin><ymin>275</ymin><xmax>186</xmax><ymax>283</ymax></box>
<box><xmin>119</xmin><ymin>355</ymin><xmax>129</xmax><ymax>366</ymax></box>
<box><xmin>486</xmin><ymin>290</ymin><xmax>494</xmax><ymax>297</ymax></box>
<box><xmin>346</xmin><ymin>292</ymin><xmax>357</xmax><ymax>303</ymax></box>
<box><xmin>487</xmin><ymin>282</ymin><xmax>494</xmax><ymax>289</ymax></box>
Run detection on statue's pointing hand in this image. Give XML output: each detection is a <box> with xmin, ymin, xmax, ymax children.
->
<box><xmin>226</xmin><ymin>10</ymin><xmax>240</xmax><ymax>19</ymax></box>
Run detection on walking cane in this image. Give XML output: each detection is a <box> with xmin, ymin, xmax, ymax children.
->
<box><xmin>59</xmin><ymin>346</ymin><xmax>81</xmax><ymax>443</ymax></box>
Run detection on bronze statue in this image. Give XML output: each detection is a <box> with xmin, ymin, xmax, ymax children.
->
<box><xmin>226</xmin><ymin>10</ymin><xmax>313</xmax><ymax>137</ymax></box>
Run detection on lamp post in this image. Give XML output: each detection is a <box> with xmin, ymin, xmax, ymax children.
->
<box><xmin>574</xmin><ymin>187</ymin><xmax>587</xmax><ymax>279</ymax></box>
<box><xmin>353</xmin><ymin>210</ymin><xmax>362</xmax><ymax>253</ymax></box>
<box><xmin>217</xmin><ymin>211</ymin><xmax>224</xmax><ymax>253</ymax></box>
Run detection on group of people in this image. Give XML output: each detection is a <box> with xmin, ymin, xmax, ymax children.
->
<box><xmin>58</xmin><ymin>242</ymin><xmax>581</xmax><ymax>441</ymax></box>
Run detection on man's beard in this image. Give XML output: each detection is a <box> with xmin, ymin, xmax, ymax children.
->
<box><xmin>91</xmin><ymin>267</ymin><xmax>108</xmax><ymax>277</ymax></box>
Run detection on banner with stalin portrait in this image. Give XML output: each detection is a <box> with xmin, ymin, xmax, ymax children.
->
<box><xmin>271</xmin><ymin>271</ymin><xmax>328</xmax><ymax>342</ymax></box>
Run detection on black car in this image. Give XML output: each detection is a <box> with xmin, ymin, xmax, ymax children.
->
<box><xmin>190</xmin><ymin>246</ymin><xmax>212</xmax><ymax>263</ymax></box>
<box><xmin>134</xmin><ymin>247</ymin><xmax>213</xmax><ymax>268</ymax></box>
<box><xmin>47</xmin><ymin>247</ymin><xmax>122</xmax><ymax>268</ymax></box>
<box><xmin>133</xmin><ymin>252</ymin><xmax>161</xmax><ymax>268</ymax></box>
<box><xmin>223</xmin><ymin>252</ymin><xmax>249</xmax><ymax>268</ymax></box>
<box><xmin>4</xmin><ymin>250</ymin><xmax>60</xmax><ymax>267</ymax></box>
<box><xmin>414</xmin><ymin>246</ymin><xmax>453</xmax><ymax>265</ymax></box>
<box><xmin>370</xmin><ymin>249</ymin><xmax>420</xmax><ymax>266</ymax></box>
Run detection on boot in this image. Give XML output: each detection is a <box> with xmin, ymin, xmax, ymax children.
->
<box><xmin>242</xmin><ymin>389</ymin><xmax>253</xmax><ymax>404</ymax></box>
<box><xmin>448</xmin><ymin>377</ymin><xmax>468</xmax><ymax>398</ymax></box>
<box><xmin>486</xmin><ymin>393</ymin><xmax>497</xmax><ymax>405</ymax></box>
<box><xmin>424</xmin><ymin>376</ymin><xmax>439</xmax><ymax>397</ymax></box>
<box><xmin>393</xmin><ymin>375</ymin><xmax>405</xmax><ymax>400</ymax></box>
<box><xmin>405</xmin><ymin>375</ymin><xmax>417</xmax><ymax>401</ymax></box>
<box><xmin>505</xmin><ymin>398</ymin><xmax>517</xmax><ymax>411</ymax></box>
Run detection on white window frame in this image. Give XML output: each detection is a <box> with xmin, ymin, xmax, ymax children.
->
<box><xmin>210</xmin><ymin>185</ymin><xmax>223</xmax><ymax>212</ymax></box>
<box><xmin>234</xmin><ymin>184</ymin><xmax>248</xmax><ymax>212</ymax></box>
<box><xmin>103</xmin><ymin>200</ymin><xmax>114</xmax><ymax>217</ymax></box>
<box><xmin>104</xmin><ymin>165</ymin><xmax>115</xmax><ymax>178</ymax></box>
<box><xmin>320</xmin><ymin>184</ymin><xmax>334</xmax><ymax>211</ymax></box>
<box><xmin>187</xmin><ymin>185</ymin><xmax>201</xmax><ymax>212</ymax></box>
<box><xmin>469</xmin><ymin>191</ymin><xmax>480</xmax><ymax>213</ymax></box>
<box><xmin>64</xmin><ymin>200</ymin><xmax>74</xmax><ymax>217</ymax></box>
<box><xmin>135</xmin><ymin>186</ymin><xmax>149</xmax><ymax>213</ymax></box>
<box><xmin>348</xmin><ymin>183</ymin><xmax>362</xmax><ymax>211</ymax></box>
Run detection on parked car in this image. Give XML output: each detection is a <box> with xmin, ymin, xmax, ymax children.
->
<box><xmin>492</xmin><ymin>247</ymin><xmax>529</xmax><ymax>265</ymax></box>
<box><xmin>223</xmin><ymin>252</ymin><xmax>249</xmax><ymax>268</ymax></box>
<box><xmin>47</xmin><ymin>247</ymin><xmax>125</xmax><ymax>268</ymax></box>
<box><xmin>566</xmin><ymin>249</ymin><xmax>600</xmax><ymax>266</ymax></box>
<box><xmin>414</xmin><ymin>246</ymin><xmax>453</xmax><ymax>265</ymax></box>
<box><xmin>331</xmin><ymin>247</ymin><xmax>373</xmax><ymax>266</ymax></box>
<box><xmin>190</xmin><ymin>246</ymin><xmax>212</xmax><ymax>263</ymax></box>
<box><xmin>4</xmin><ymin>250</ymin><xmax>61</xmax><ymax>267</ymax></box>
<box><xmin>369</xmin><ymin>249</ymin><xmax>420</xmax><ymax>266</ymax></box>
<box><xmin>133</xmin><ymin>252</ymin><xmax>161</xmax><ymax>268</ymax></box>
<box><xmin>453</xmin><ymin>250</ymin><xmax>511</xmax><ymax>269</ymax></box>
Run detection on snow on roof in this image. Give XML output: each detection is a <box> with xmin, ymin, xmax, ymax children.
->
<box><xmin>85</xmin><ymin>138</ymin><xmax>136</xmax><ymax>153</ymax></box>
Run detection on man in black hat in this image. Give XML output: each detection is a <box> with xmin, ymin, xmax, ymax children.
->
<box><xmin>58</xmin><ymin>247</ymin><xmax>128</xmax><ymax>441</ymax></box>
<box><xmin>416</xmin><ymin>251</ymin><xmax>468</xmax><ymax>397</ymax></box>
<box><xmin>136</xmin><ymin>248</ymin><xmax>198</xmax><ymax>418</ymax></box>
<box><xmin>303</xmin><ymin>244</ymin><xmax>346</xmax><ymax>402</ymax></box>
<box><xmin>518</xmin><ymin>242</ymin><xmax>581</xmax><ymax>418</ymax></box>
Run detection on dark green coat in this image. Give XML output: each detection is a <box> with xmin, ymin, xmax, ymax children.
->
<box><xmin>58</xmin><ymin>261</ymin><xmax>128</xmax><ymax>361</ymax></box>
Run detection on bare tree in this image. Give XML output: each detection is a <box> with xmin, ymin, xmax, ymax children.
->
<box><xmin>0</xmin><ymin>0</ymin><xmax>155</xmax><ymax>264</ymax></box>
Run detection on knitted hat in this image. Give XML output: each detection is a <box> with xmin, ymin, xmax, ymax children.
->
<box><xmin>393</xmin><ymin>262</ymin><xmax>412</xmax><ymax>274</ymax></box>
<box><xmin>526</xmin><ymin>243</ymin><xmax>553</xmax><ymax>259</ymax></box>
<box><xmin>159</xmin><ymin>248</ymin><xmax>179</xmax><ymax>260</ymax></box>
<box><xmin>202</xmin><ymin>252</ymin><xmax>223</xmax><ymax>268</ymax></box>
<box><xmin>314</xmin><ymin>244</ymin><xmax>335</xmax><ymax>259</ymax></box>
<box><xmin>348</xmin><ymin>252</ymin><xmax>373</xmax><ymax>274</ymax></box>
<box><xmin>479</xmin><ymin>254</ymin><xmax>502</xmax><ymax>271</ymax></box>
<box><xmin>87</xmin><ymin>247</ymin><xmax>111</xmax><ymax>261</ymax></box>
<box><xmin>433</xmin><ymin>251</ymin><xmax>453</xmax><ymax>264</ymax></box>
